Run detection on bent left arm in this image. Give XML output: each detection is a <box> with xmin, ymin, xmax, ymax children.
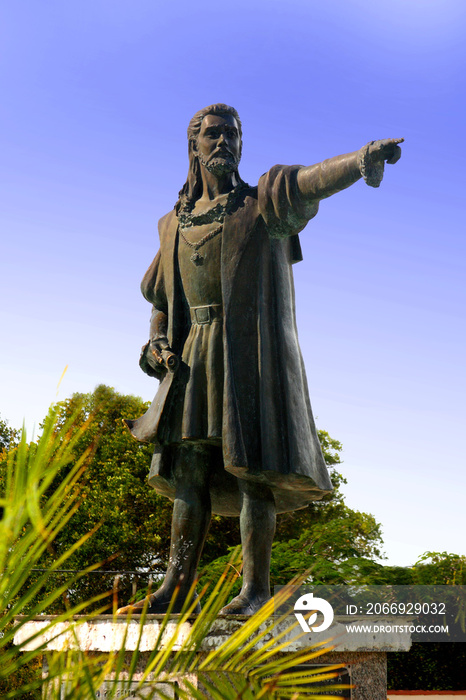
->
<box><xmin>297</xmin><ymin>138</ymin><xmax>403</xmax><ymax>202</ymax></box>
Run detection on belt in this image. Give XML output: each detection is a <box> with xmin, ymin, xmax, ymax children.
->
<box><xmin>190</xmin><ymin>304</ymin><xmax>223</xmax><ymax>325</ymax></box>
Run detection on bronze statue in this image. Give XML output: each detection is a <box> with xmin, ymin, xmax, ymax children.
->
<box><xmin>118</xmin><ymin>104</ymin><xmax>402</xmax><ymax>615</ymax></box>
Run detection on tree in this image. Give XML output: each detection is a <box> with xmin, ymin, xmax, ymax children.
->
<box><xmin>388</xmin><ymin>642</ymin><xmax>466</xmax><ymax>691</ymax></box>
<box><xmin>0</xmin><ymin>413</ymin><xmax>19</xmax><ymax>453</ymax></box>
<box><xmin>387</xmin><ymin>551</ymin><xmax>466</xmax><ymax>692</ymax></box>
<box><xmin>24</xmin><ymin>385</ymin><xmax>176</xmax><ymax>611</ymax></box>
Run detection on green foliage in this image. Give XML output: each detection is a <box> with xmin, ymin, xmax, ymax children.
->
<box><xmin>413</xmin><ymin>551</ymin><xmax>466</xmax><ymax>585</ymax></box>
<box><xmin>386</xmin><ymin>552</ymin><xmax>466</xmax><ymax>691</ymax></box>
<box><xmin>0</xmin><ymin>405</ymin><xmax>110</xmax><ymax>698</ymax></box>
<box><xmin>0</xmin><ymin>413</ymin><xmax>19</xmax><ymax>453</ymax></box>
<box><xmin>0</xmin><ymin>655</ymin><xmax>42</xmax><ymax>700</ymax></box>
<box><xmin>388</xmin><ymin>643</ymin><xmax>466</xmax><ymax>691</ymax></box>
<box><xmin>29</xmin><ymin>385</ymin><xmax>174</xmax><ymax>611</ymax></box>
<box><xmin>271</xmin><ymin>506</ymin><xmax>384</xmax><ymax>586</ymax></box>
<box><xmin>366</xmin><ymin>552</ymin><xmax>466</xmax><ymax>587</ymax></box>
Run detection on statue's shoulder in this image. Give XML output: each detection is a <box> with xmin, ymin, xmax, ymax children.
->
<box><xmin>158</xmin><ymin>209</ymin><xmax>177</xmax><ymax>231</ymax></box>
<box><xmin>245</xmin><ymin>184</ymin><xmax>258</xmax><ymax>203</ymax></box>
<box><xmin>240</xmin><ymin>183</ymin><xmax>258</xmax><ymax>199</ymax></box>
<box><xmin>157</xmin><ymin>209</ymin><xmax>178</xmax><ymax>247</ymax></box>
<box><xmin>229</xmin><ymin>183</ymin><xmax>258</xmax><ymax>215</ymax></box>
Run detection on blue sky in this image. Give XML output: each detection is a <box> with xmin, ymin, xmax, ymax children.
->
<box><xmin>1</xmin><ymin>0</ymin><xmax>465</xmax><ymax>567</ymax></box>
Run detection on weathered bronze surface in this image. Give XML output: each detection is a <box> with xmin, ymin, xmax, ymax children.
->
<box><xmin>119</xmin><ymin>105</ymin><xmax>402</xmax><ymax>616</ymax></box>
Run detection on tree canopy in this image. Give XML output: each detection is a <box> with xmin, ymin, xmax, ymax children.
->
<box><xmin>0</xmin><ymin>413</ymin><xmax>19</xmax><ymax>453</ymax></box>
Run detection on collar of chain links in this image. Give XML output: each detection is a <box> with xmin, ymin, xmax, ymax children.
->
<box><xmin>178</xmin><ymin>181</ymin><xmax>248</xmax><ymax>229</ymax></box>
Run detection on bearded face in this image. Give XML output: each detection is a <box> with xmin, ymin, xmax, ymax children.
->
<box><xmin>195</xmin><ymin>114</ymin><xmax>242</xmax><ymax>177</ymax></box>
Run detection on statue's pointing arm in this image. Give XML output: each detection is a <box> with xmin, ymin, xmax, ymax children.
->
<box><xmin>297</xmin><ymin>138</ymin><xmax>403</xmax><ymax>202</ymax></box>
<box><xmin>259</xmin><ymin>139</ymin><xmax>403</xmax><ymax>240</ymax></box>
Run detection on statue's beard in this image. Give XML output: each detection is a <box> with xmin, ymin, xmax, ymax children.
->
<box><xmin>198</xmin><ymin>150</ymin><xmax>240</xmax><ymax>176</ymax></box>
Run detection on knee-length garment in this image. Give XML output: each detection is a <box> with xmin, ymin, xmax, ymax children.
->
<box><xmin>128</xmin><ymin>165</ymin><xmax>334</xmax><ymax>516</ymax></box>
<box><xmin>157</xmin><ymin>227</ymin><xmax>224</xmax><ymax>443</ymax></box>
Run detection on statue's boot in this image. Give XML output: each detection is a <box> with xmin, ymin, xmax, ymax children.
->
<box><xmin>220</xmin><ymin>480</ymin><xmax>276</xmax><ymax>615</ymax></box>
<box><xmin>117</xmin><ymin>448</ymin><xmax>212</xmax><ymax>615</ymax></box>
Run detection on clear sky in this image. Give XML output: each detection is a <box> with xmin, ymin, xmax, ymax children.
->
<box><xmin>1</xmin><ymin>0</ymin><xmax>465</xmax><ymax>567</ymax></box>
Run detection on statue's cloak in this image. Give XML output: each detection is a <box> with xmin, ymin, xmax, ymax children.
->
<box><xmin>129</xmin><ymin>166</ymin><xmax>333</xmax><ymax>515</ymax></box>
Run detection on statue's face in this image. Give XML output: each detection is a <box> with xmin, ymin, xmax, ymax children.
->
<box><xmin>196</xmin><ymin>114</ymin><xmax>241</xmax><ymax>176</ymax></box>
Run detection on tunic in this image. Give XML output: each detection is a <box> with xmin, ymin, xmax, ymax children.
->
<box><xmin>158</xmin><ymin>228</ymin><xmax>223</xmax><ymax>443</ymax></box>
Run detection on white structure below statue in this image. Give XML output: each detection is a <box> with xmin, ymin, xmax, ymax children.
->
<box><xmin>14</xmin><ymin>615</ymin><xmax>412</xmax><ymax>700</ymax></box>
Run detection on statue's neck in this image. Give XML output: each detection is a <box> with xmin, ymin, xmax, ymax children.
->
<box><xmin>197</xmin><ymin>167</ymin><xmax>240</xmax><ymax>205</ymax></box>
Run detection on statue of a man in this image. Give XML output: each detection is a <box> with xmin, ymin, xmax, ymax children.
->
<box><xmin>118</xmin><ymin>104</ymin><xmax>402</xmax><ymax>615</ymax></box>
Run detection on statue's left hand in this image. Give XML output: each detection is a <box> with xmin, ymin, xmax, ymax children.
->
<box><xmin>367</xmin><ymin>138</ymin><xmax>404</xmax><ymax>165</ymax></box>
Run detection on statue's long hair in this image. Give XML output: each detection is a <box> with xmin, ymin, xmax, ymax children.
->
<box><xmin>175</xmin><ymin>104</ymin><xmax>244</xmax><ymax>215</ymax></box>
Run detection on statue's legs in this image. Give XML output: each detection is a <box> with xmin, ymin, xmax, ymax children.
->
<box><xmin>221</xmin><ymin>480</ymin><xmax>276</xmax><ymax>615</ymax></box>
<box><xmin>117</xmin><ymin>444</ymin><xmax>212</xmax><ymax>614</ymax></box>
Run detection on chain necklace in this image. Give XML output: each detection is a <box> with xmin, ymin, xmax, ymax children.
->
<box><xmin>179</xmin><ymin>223</ymin><xmax>223</xmax><ymax>265</ymax></box>
<box><xmin>178</xmin><ymin>182</ymin><xmax>247</xmax><ymax>265</ymax></box>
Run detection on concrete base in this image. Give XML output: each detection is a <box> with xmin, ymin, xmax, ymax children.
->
<box><xmin>14</xmin><ymin>615</ymin><xmax>412</xmax><ymax>699</ymax></box>
<box><xmin>15</xmin><ymin>614</ymin><xmax>413</xmax><ymax>653</ymax></box>
<box><xmin>317</xmin><ymin>650</ymin><xmax>387</xmax><ymax>700</ymax></box>
<box><xmin>42</xmin><ymin>652</ymin><xmax>353</xmax><ymax>699</ymax></box>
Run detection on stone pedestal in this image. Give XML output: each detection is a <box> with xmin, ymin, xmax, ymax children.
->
<box><xmin>14</xmin><ymin>615</ymin><xmax>412</xmax><ymax>699</ymax></box>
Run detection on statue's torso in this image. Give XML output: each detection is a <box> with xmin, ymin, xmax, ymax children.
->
<box><xmin>160</xmin><ymin>224</ymin><xmax>224</xmax><ymax>444</ymax></box>
<box><xmin>177</xmin><ymin>222</ymin><xmax>223</xmax><ymax>307</ymax></box>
